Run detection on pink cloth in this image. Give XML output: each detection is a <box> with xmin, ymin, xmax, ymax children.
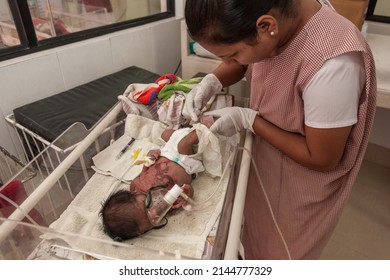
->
<box><xmin>242</xmin><ymin>5</ymin><xmax>376</xmax><ymax>259</ymax></box>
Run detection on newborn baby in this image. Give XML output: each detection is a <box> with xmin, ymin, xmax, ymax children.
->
<box><xmin>100</xmin><ymin>127</ymin><xmax>203</xmax><ymax>241</ymax></box>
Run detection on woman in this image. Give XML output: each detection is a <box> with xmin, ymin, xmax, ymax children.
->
<box><xmin>183</xmin><ymin>0</ymin><xmax>376</xmax><ymax>259</ymax></box>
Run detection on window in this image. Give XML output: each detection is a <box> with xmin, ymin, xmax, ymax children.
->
<box><xmin>0</xmin><ymin>0</ymin><xmax>174</xmax><ymax>61</ymax></box>
<box><xmin>0</xmin><ymin>1</ymin><xmax>21</xmax><ymax>48</ymax></box>
<box><xmin>366</xmin><ymin>0</ymin><xmax>390</xmax><ymax>23</ymax></box>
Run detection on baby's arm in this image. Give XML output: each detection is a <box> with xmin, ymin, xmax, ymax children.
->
<box><xmin>160</xmin><ymin>127</ymin><xmax>199</xmax><ymax>155</ymax></box>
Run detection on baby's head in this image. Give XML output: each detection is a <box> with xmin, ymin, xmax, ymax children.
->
<box><xmin>100</xmin><ymin>184</ymin><xmax>193</xmax><ymax>241</ymax></box>
<box><xmin>100</xmin><ymin>189</ymin><xmax>154</xmax><ymax>241</ymax></box>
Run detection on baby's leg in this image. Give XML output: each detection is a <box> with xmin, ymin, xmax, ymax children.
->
<box><xmin>161</xmin><ymin>128</ymin><xmax>198</xmax><ymax>155</ymax></box>
<box><xmin>177</xmin><ymin>130</ymin><xmax>198</xmax><ymax>155</ymax></box>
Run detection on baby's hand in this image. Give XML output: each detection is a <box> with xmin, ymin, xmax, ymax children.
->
<box><xmin>146</xmin><ymin>149</ymin><xmax>161</xmax><ymax>161</ymax></box>
<box><xmin>181</xmin><ymin>184</ymin><xmax>194</xmax><ymax>198</ymax></box>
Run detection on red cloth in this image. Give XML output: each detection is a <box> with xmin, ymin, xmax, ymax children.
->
<box><xmin>0</xmin><ymin>180</ymin><xmax>24</xmax><ymax>209</ymax></box>
<box><xmin>133</xmin><ymin>74</ymin><xmax>177</xmax><ymax>105</ymax></box>
<box><xmin>0</xmin><ymin>180</ymin><xmax>46</xmax><ymax>226</ymax></box>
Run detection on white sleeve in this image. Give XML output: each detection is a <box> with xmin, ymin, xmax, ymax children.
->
<box><xmin>303</xmin><ymin>52</ymin><xmax>365</xmax><ymax>128</ymax></box>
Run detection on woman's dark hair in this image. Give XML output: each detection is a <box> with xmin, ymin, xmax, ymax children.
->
<box><xmin>100</xmin><ymin>189</ymin><xmax>141</xmax><ymax>241</ymax></box>
<box><xmin>185</xmin><ymin>0</ymin><xmax>296</xmax><ymax>44</ymax></box>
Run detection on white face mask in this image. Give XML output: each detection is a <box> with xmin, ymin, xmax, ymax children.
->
<box><xmin>144</xmin><ymin>185</ymin><xmax>170</xmax><ymax>228</ymax></box>
<box><xmin>145</xmin><ymin>184</ymin><xmax>185</xmax><ymax>228</ymax></box>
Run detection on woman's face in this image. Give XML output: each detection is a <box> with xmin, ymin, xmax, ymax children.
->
<box><xmin>199</xmin><ymin>35</ymin><xmax>278</xmax><ymax>65</ymax></box>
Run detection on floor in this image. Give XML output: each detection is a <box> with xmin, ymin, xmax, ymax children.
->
<box><xmin>320</xmin><ymin>159</ymin><xmax>390</xmax><ymax>259</ymax></box>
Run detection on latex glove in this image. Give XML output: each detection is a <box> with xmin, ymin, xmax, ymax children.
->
<box><xmin>204</xmin><ymin>107</ymin><xmax>258</xmax><ymax>137</ymax></box>
<box><xmin>182</xmin><ymin>74</ymin><xmax>222</xmax><ymax>122</ymax></box>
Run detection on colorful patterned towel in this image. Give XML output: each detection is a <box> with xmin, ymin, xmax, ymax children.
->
<box><xmin>119</xmin><ymin>74</ymin><xmax>203</xmax><ymax>127</ymax></box>
<box><xmin>157</xmin><ymin>77</ymin><xmax>202</xmax><ymax>101</ymax></box>
<box><xmin>131</xmin><ymin>74</ymin><xmax>203</xmax><ymax>105</ymax></box>
<box><xmin>132</xmin><ymin>74</ymin><xmax>177</xmax><ymax>105</ymax></box>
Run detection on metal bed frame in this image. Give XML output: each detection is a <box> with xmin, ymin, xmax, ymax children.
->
<box><xmin>0</xmin><ymin>102</ymin><xmax>253</xmax><ymax>259</ymax></box>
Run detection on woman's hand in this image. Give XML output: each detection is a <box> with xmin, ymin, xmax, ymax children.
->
<box><xmin>182</xmin><ymin>74</ymin><xmax>222</xmax><ymax>122</ymax></box>
<box><xmin>204</xmin><ymin>107</ymin><xmax>258</xmax><ymax>136</ymax></box>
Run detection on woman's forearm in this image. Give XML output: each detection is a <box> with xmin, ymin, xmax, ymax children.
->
<box><xmin>252</xmin><ymin>115</ymin><xmax>352</xmax><ymax>171</ymax></box>
<box><xmin>213</xmin><ymin>60</ymin><xmax>246</xmax><ymax>87</ymax></box>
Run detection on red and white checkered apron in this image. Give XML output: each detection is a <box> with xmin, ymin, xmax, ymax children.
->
<box><xmin>242</xmin><ymin>4</ymin><xmax>377</xmax><ymax>259</ymax></box>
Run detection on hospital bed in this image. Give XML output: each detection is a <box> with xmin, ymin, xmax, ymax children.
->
<box><xmin>0</xmin><ymin>67</ymin><xmax>253</xmax><ymax>260</ymax></box>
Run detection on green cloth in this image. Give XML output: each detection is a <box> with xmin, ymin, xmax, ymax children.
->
<box><xmin>157</xmin><ymin>77</ymin><xmax>203</xmax><ymax>101</ymax></box>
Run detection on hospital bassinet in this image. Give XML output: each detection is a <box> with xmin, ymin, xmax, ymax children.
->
<box><xmin>0</xmin><ymin>67</ymin><xmax>253</xmax><ymax>260</ymax></box>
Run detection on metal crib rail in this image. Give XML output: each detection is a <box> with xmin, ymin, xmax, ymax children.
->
<box><xmin>0</xmin><ymin>102</ymin><xmax>123</xmax><ymax>243</ymax></box>
<box><xmin>224</xmin><ymin>131</ymin><xmax>253</xmax><ymax>260</ymax></box>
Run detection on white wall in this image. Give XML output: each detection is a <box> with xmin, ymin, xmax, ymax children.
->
<box><xmin>375</xmin><ymin>0</ymin><xmax>390</xmax><ymax>16</ymax></box>
<box><xmin>0</xmin><ymin>15</ymin><xmax>183</xmax><ymax>157</ymax></box>
<box><xmin>370</xmin><ymin>108</ymin><xmax>390</xmax><ymax>149</ymax></box>
<box><xmin>366</xmin><ymin>21</ymin><xmax>390</xmax><ymax>149</ymax></box>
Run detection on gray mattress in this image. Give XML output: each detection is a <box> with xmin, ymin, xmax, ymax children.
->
<box><xmin>13</xmin><ymin>66</ymin><xmax>159</xmax><ymax>143</ymax></box>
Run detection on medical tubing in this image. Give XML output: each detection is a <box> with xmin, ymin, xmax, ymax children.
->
<box><xmin>111</xmin><ymin>160</ymin><xmax>136</xmax><ymax>190</ymax></box>
<box><xmin>106</xmin><ymin>140</ymin><xmax>141</xmax><ymax>193</ymax></box>
<box><xmin>238</xmin><ymin>145</ymin><xmax>292</xmax><ymax>260</ymax></box>
<box><xmin>179</xmin><ymin>148</ymin><xmax>236</xmax><ymax>209</ymax></box>
<box><xmin>179</xmin><ymin>192</ymin><xmax>196</xmax><ymax>205</ymax></box>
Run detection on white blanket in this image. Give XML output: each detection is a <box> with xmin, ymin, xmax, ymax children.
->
<box><xmin>42</xmin><ymin>114</ymin><xmax>237</xmax><ymax>259</ymax></box>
